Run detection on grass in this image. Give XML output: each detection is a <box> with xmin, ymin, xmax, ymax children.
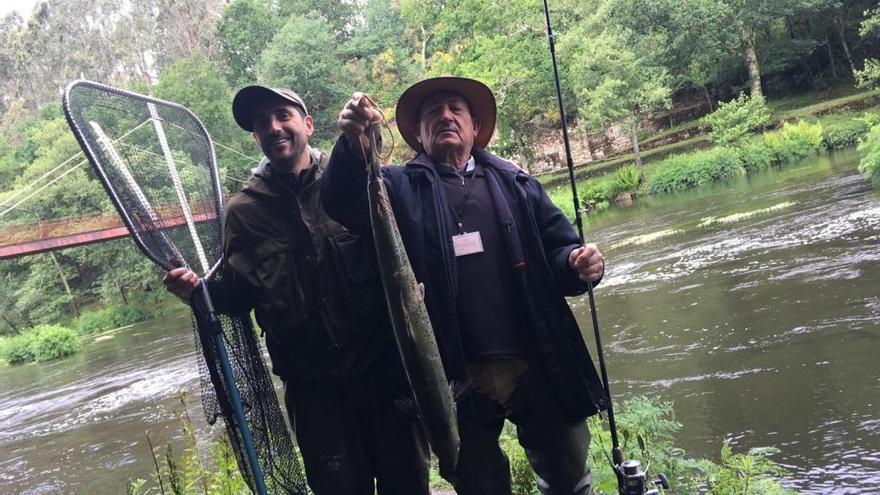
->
<box><xmin>539</xmin><ymin>135</ymin><xmax>711</xmax><ymax>188</ymax></box>
<box><xmin>536</xmin><ymin>85</ymin><xmax>880</xmax><ymax>193</ymax></box>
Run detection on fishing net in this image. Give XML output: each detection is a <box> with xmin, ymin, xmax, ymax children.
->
<box><xmin>63</xmin><ymin>80</ymin><xmax>307</xmax><ymax>494</ymax></box>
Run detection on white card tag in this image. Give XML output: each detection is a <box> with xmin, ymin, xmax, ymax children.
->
<box><xmin>452</xmin><ymin>231</ymin><xmax>484</xmax><ymax>257</ymax></box>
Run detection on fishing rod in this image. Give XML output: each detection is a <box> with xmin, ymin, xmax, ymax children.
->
<box><xmin>540</xmin><ymin>2</ymin><xmax>669</xmax><ymax>494</ymax></box>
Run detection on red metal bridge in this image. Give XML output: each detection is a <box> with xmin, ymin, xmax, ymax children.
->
<box><xmin>0</xmin><ymin>206</ymin><xmax>218</xmax><ymax>260</ymax></box>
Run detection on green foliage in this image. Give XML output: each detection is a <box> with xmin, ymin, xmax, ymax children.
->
<box><xmin>76</xmin><ymin>305</ymin><xmax>155</xmax><ymax>335</ymax></box>
<box><xmin>696</xmin><ymin>442</ymin><xmax>797</xmax><ymax>495</ymax></box>
<box><xmin>701</xmin><ymin>93</ymin><xmax>772</xmax><ymax>145</ymax></box>
<box><xmin>30</xmin><ymin>324</ymin><xmax>82</xmax><ymax>362</ymax></box>
<box><xmin>648</xmin><ymin>147</ymin><xmax>743</xmax><ymax>194</ymax></box>
<box><xmin>854</xmin><ymin>59</ymin><xmax>880</xmax><ymax>89</ymax></box>
<box><xmin>611</xmin><ymin>165</ymin><xmax>642</xmax><ymax>197</ymax></box>
<box><xmin>561</xmin><ymin>23</ymin><xmax>671</xmax><ymax>162</ymax></box>
<box><xmin>479</xmin><ymin>397</ymin><xmax>795</xmax><ymax>495</ymax></box>
<box><xmin>763</xmin><ymin>120</ymin><xmax>823</xmax><ymax>163</ymax></box>
<box><xmin>257</xmin><ymin>15</ymin><xmax>353</xmax><ymax>144</ymax></box>
<box><xmin>500</xmin><ymin>422</ymin><xmax>539</xmax><ymax>495</ymax></box>
<box><xmin>736</xmin><ymin>140</ymin><xmax>777</xmax><ymax>174</ymax></box>
<box><xmin>1</xmin><ymin>332</ymin><xmax>37</xmax><ymax>364</ymax></box>
<box><xmin>131</xmin><ymin>394</ymin><xmax>270</xmax><ymax>494</ymax></box>
<box><xmin>857</xmin><ymin>121</ymin><xmax>880</xmax><ymax>186</ymax></box>
<box><xmin>0</xmin><ymin>324</ymin><xmax>81</xmax><ymax>364</ymax></box>
<box><xmin>216</xmin><ymin>0</ymin><xmax>283</xmax><ymax>87</ymax></box>
<box><xmin>814</xmin><ymin>113</ymin><xmax>871</xmax><ymax>149</ymax></box>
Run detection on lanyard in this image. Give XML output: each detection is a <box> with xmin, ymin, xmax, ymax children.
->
<box><xmin>447</xmin><ymin>166</ymin><xmax>477</xmax><ymax>234</ymax></box>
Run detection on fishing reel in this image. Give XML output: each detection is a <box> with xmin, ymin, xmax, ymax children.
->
<box><xmin>616</xmin><ymin>459</ymin><xmax>670</xmax><ymax>495</ymax></box>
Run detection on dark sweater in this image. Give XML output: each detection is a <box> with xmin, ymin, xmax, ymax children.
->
<box><xmin>435</xmin><ymin>161</ymin><xmax>531</xmax><ymax>360</ymax></box>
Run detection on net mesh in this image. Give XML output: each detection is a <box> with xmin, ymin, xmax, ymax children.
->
<box><xmin>63</xmin><ymin>80</ymin><xmax>308</xmax><ymax>494</ymax></box>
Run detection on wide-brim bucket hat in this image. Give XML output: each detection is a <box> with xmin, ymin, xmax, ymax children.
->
<box><xmin>395</xmin><ymin>76</ymin><xmax>496</xmax><ymax>151</ymax></box>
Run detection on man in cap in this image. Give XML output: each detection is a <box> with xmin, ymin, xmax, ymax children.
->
<box><xmin>162</xmin><ymin>86</ymin><xmax>429</xmax><ymax>495</ymax></box>
<box><xmin>321</xmin><ymin>77</ymin><xmax>607</xmax><ymax>495</ymax></box>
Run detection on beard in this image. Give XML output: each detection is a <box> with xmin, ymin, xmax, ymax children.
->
<box><xmin>261</xmin><ymin>132</ymin><xmax>307</xmax><ymax>169</ymax></box>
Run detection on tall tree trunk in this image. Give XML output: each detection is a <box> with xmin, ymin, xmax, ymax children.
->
<box><xmin>836</xmin><ymin>17</ymin><xmax>856</xmax><ymax>75</ymax></box>
<box><xmin>630</xmin><ymin>124</ymin><xmax>643</xmax><ymax>171</ymax></box>
<box><xmin>825</xmin><ymin>35</ymin><xmax>838</xmax><ymax>80</ymax></box>
<box><xmin>49</xmin><ymin>252</ymin><xmax>79</xmax><ymax>318</ymax></box>
<box><xmin>1</xmin><ymin>314</ymin><xmax>18</xmax><ymax>333</ymax></box>
<box><xmin>703</xmin><ymin>85</ymin><xmax>714</xmax><ymax>112</ymax></box>
<box><xmin>419</xmin><ymin>25</ymin><xmax>431</xmax><ymax>76</ymax></box>
<box><xmin>742</xmin><ymin>29</ymin><xmax>763</xmax><ymax>97</ymax></box>
<box><xmin>118</xmin><ymin>282</ymin><xmax>129</xmax><ymax>305</ymax></box>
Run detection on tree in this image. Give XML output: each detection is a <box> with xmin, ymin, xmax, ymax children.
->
<box><xmin>854</xmin><ymin>7</ymin><xmax>880</xmax><ymax>87</ymax></box>
<box><xmin>154</xmin><ymin>52</ymin><xmax>257</xmax><ymax>186</ymax></box>
<box><xmin>257</xmin><ymin>15</ymin><xmax>353</xmax><ymax>144</ymax></box>
<box><xmin>399</xmin><ymin>0</ymin><xmax>445</xmax><ymax>77</ymax></box>
<box><xmin>562</xmin><ymin>26</ymin><xmax>671</xmax><ymax>171</ymax></box>
<box><xmin>706</xmin><ymin>0</ymin><xmax>829</xmax><ymax>96</ymax></box>
<box><xmin>216</xmin><ymin>0</ymin><xmax>282</xmax><ymax>87</ymax></box>
<box><xmin>277</xmin><ymin>0</ymin><xmax>358</xmax><ymax>41</ymax></box>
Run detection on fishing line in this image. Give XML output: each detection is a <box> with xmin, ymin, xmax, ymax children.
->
<box><xmin>354</xmin><ymin>93</ymin><xmax>396</xmax><ymax>162</ymax></box>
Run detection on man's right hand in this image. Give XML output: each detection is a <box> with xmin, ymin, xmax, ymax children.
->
<box><xmin>338</xmin><ymin>91</ymin><xmax>383</xmax><ymax>157</ymax></box>
<box><xmin>162</xmin><ymin>267</ymin><xmax>200</xmax><ymax>304</ymax></box>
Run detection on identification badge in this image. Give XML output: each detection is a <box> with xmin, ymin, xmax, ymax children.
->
<box><xmin>452</xmin><ymin>231</ymin><xmax>484</xmax><ymax>257</ymax></box>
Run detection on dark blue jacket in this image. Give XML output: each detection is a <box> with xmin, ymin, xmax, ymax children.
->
<box><xmin>321</xmin><ymin>136</ymin><xmax>607</xmax><ymax>421</ymax></box>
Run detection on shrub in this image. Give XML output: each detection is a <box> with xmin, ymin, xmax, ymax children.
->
<box><xmin>76</xmin><ymin>304</ymin><xmax>154</xmax><ymax>335</ymax></box>
<box><xmin>816</xmin><ymin>114</ymin><xmax>870</xmax><ymax>149</ymax></box>
<box><xmin>763</xmin><ymin>120</ymin><xmax>823</xmax><ymax>163</ymax></box>
<box><xmin>648</xmin><ymin>147</ymin><xmax>743</xmax><ymax>194</ymax></box>
<box><xmin>701</xmin><ymin>93</ymin><xmax>772</xmax><ymax>145</ymax></box>
<box><xmin>854</xmin><ymin>58</ymin><xmax>880</xmax><ymax>89</ymax></box>
<box><xmin>610</xmin><ymin>165</ymin><xmax>642</xmax><ymax>197</ymax></box>
<box><xmin>737</xmin><ymin>140</ymin><xmax>776</xmax><ymax>173</ymax></box>
<box><xmin>548</xmin><ymin>176</ymin><xmax>616</xmax><ymax>224</ymax></box>
<box><xmin>696</xmin><ymin>442</ymin><xmax>798</xmax><ymax>495</ymax></box>
<box><xmin>0</xmin><ymin>324</ymin><xmax>81</xmax><ymax>364</ymax></box>
<box><xmin>581</xmin><ymin>176</ymin><xmax>616</xmax><ymax>208</ymax></box>
<box><xmin>30</xmin><ymin>324</ymin><xmax>81</xmax><ymax>362</ymax></box>
<box><xmin>2</xmin><ymin>333</ymin><xmax>37</xmax><ymax>364</ymax></box>
<box><xmin>858</xmin><ymin>123</ymin><xmax>880</xmax><ymax>186</ymax></box>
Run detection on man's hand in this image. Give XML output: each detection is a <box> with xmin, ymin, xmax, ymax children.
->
<box><xmin>338</xmin><ymin>91</ymin><xmax>383</xmax><ymax>157</ymax></box>
<box><xmin>162</xmin><ymin>267</ymin><xmax>200</xmax><ymax>304</ymax></box>
<box><xmin>568</xmin><ymin>244</ymin><xmax>604</xmax><ymax>283</ymax></box>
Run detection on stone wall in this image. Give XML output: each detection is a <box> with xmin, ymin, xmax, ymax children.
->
<box><xmin>519</xmin><ymin>100</ymin><xmax>714</xmax><ymax>176</ymax></box>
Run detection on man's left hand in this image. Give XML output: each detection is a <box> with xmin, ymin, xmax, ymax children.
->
<box><xmin>568</xmin><ymin>244</ymin><xmax>604</xmax><ymax>283</ymax></box>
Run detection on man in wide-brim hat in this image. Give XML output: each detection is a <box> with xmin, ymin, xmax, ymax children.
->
<box><xmin>323</xmin><ymin>77</ymin><xmax>607</xmax><ymax>495</ymax></box>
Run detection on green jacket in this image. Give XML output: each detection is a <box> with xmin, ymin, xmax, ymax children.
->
<box><xmin>210</xmin><ymin>149</ymin><xmax>388</xmax><ymax>383</ymax></box>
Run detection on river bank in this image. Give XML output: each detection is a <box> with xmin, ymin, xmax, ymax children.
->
<box><xmin>545</xmin><ymin>103</ymin><xmax>879</xmax><ymax>218</ymax></box>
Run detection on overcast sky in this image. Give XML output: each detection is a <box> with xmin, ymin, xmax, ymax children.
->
<box><xmin>0</xmin><ymin>0</ymin><xmax>40</xmax><ymax>19</ymax></box>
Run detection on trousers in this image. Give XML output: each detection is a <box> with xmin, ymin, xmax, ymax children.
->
<box><xmin>284</xmin><ymin>366</ymin><xmax>430</xmax><ymax>495</ymax></box>
<box><xmin>453</xmin><ymin>360</ymin><xmax>592</xmax><ymax>495</ymax></box>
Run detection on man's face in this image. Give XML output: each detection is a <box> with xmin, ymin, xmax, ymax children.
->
<box><xmin>415</xmin><ymin>91</ymin><xmax>481</xmax><ymax>160</ymax></box>
<box><xmin>251</xmin><ymin>96</ymin><xmax>313</xmax><ymax>168</ymax></box>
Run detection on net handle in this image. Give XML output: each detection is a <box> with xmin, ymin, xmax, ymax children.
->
<box><xmin>147</xmin><ymin>102</ymin><xmax>210</xmax><ymax>273</ymax></box>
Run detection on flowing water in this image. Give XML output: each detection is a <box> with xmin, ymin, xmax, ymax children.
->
<box><xmin>0</xmin><ymin>148</ymin><xmax>878</xmax><ymax>494</ymax></box>
<box><xmin>577</xmin><ymin>147</ymin><xmax>880</xmax><ymax>494</ymax></box>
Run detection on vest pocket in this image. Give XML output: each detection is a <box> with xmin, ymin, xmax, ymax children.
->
<box><xmin>234</xmin><ymin>240</ymin><xmax>307</xmax><ymax>332</ymax></box>
<box><xmin>326</xmin><ymin>231</ymin><xmax>385</xmax><ymax>320</ymax></box>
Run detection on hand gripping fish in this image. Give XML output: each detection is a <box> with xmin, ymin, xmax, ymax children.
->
<box><xmin>364</xmin><ymin>119</ymin><xmax>460</xmax><ymax>481</ymax></box>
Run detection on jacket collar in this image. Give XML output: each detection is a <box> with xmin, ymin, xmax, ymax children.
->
<box><xmin>244</xmin><ymin>147</ymin><xmax>323</xmax><ymax>197</ymax></box>
<box><xmin>406</xmin><ymin>147</ymin><xmax>526</xmax><ymax>180</ymax></box>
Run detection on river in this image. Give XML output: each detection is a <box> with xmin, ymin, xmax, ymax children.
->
<box><xmin>1</xmin><ymin>147</ymin><xmax>878</xmax><ymax>494</ymax></box>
